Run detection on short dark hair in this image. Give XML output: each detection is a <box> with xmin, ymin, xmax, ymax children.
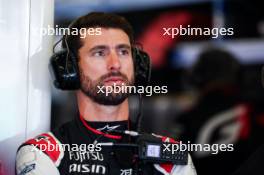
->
<box><xmin>62</xmin><ymin>12</ymin><xmax>134</xmax><ymax>59</ymax></box>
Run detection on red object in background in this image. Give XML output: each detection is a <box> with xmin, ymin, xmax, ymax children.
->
<box><xmin>0</xmin><ymin>161</ymin><xmax>4</xmax><ymax>175</ymax></box>
<box><xmin>137</xmin><ymin>11</ymin><xmax>192</xmax><ymax>68</ymax></box>
<box><xmin>256</xmin><ymin>114</ymin><xmax>264</xmax><ymax>126</ymax></box>
<box><xmin>238</xmin><ymin>104</ymin><xmax>251</xmax><ymax>140</ymax></box>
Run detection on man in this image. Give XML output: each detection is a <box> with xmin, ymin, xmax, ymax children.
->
<box><xmin>16</xmin><ymin>12</ymin><xmax>196</xmax><ymax>175</ymax></box>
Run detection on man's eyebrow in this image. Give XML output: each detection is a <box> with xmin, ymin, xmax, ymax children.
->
<box><xmin>116</xmin><ymin>44</ymin><xmax>131</xmax><ymax>50</ymax></box>
<box><xmin>89</xmin><ymin>45</ymin><xmax>108</xmax><ymax>52</ymax></box>
<box><xmin>88</xmin><ymin>44</ymin><xmax>131</xmax><ymax>52</ymax></box>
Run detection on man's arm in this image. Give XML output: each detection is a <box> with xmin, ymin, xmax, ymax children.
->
<box><xmin>16</xmin><ymin>145</ymin><xmax>60</xmax><ymax>175</ymax></box>
<box><xmin>16</xmin><ymin>132</ymin><xmax>63</xmax><ymax>175</ymax></box>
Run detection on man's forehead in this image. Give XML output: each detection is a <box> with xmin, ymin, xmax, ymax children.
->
<box><xmin>81</xmin><ymin>27</ymin><xmax>131</xmax><ymax>49</ymax></box>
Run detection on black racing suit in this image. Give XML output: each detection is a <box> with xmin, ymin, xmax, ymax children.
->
<box><xmin>16</xmin><ymin>115</ymin><xmax>196</xmax><ymax>175</ymax></box>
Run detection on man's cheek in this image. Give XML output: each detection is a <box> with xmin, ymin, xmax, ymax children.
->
<box><xmin>125</xmin><ymin>69</ymin><xmax>134</xmax><ymax>84</ymax></box>
<box><xmin>86</xmin><ymin>64</ymin><xmax>106</xmax><ymax>81</ymax></box>
<box><xmin>127</xmin><ymin>59</ymin><xmax>135</xmax><ymax>81</ymax></box>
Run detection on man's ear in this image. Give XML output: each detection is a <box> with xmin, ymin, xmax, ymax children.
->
<box><xmin>49</xmin><ymin>49</ymin><xmax>80</xmax><ymax>90</ymax></box>
<box><xmin>132</xmin><ymin>47</ymin><xmax>151</xmax><ymax>87</ymax></box>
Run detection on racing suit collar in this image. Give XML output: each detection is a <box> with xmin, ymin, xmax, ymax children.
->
<box><xmin>79</xmin><ymin>114</ymin><xmax>129</xmax><ymax>140</ymax></box>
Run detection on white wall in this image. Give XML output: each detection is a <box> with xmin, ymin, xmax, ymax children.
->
<box><xmin>0</xmin><ymin>0</ymin><xmax>54</xmax><ymax>174</ymax></box>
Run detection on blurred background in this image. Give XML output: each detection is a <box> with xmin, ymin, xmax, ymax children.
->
<box><xmin>51</xmin><ymin>0</ymin><xmax>264</xmax><ymax>175</ymax></box>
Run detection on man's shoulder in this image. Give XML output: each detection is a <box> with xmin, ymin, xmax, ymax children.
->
<box><xmin>16</xmin><ymin>119</ymin><xmax>76</xmax><ymax>164</ymax></box>
<box><xmin>18</xmin><ymin>118</ymin><xmax>79</xmax><ymax>151</ymax></box>
<box><xmin>20</xmin><ymin>132</ymin><xmax>61</xmax><ymax>148</ymax></box>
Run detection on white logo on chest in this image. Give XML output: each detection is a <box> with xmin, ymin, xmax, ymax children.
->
<box><xmin>120</xmin><ymin>168</ymin><xmax>132</xmax><ymax>175</ymax></box>
<box><xmin>97</xmin><ymin>125</ymin><xmax>120</xmax><ymax>132</ymax></box>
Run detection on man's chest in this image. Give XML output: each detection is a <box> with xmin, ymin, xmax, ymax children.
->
<box><xmin>58</xmin><ymin>150</ymin><xmax>135</xmax><ymax>175</ymax></box>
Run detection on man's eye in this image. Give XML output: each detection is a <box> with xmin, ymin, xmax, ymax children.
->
<box><xmin>93</xmin><ymin>50</ymin><xmax>105</xmax><ymax>57</ymax></box>
<box><xmin>119</xmin><ymin>49</ymin><xmax>129</xmax><ymax>56</ymax></box>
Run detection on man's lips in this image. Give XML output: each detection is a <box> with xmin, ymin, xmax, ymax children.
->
<box><xmin>104</xmin><ymin>76</ymin><xmax>125</xmax><ymax>84</ymax></box>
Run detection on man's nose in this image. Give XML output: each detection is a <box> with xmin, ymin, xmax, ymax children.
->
<box><xmin>107</xmin><ymin>52</ymin><xmax>121</xmax><ymax>71</ymax></box>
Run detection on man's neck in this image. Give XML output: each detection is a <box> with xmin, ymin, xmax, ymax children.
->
<box><xmin>77</xmin><ymin>91</ymin><xmax>129</xmax><ymax>122</ymax></box>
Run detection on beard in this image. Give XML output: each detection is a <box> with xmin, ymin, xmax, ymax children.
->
<box><xmin>79</xmin><ymin>70</ymin><xmax>134</xmax><ymax>106</ymax></box>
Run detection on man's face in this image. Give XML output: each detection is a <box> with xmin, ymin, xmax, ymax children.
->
<box><xmin>78</xmin><ymin>28</ymin><xmax>134</xmax><ymax>105</ymax></box>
